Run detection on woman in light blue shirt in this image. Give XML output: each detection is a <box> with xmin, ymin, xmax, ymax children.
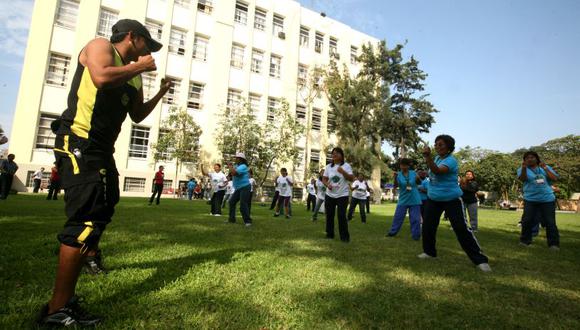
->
<box><xmin>419</xmin><ymin>135</ymin><xmax>491</xmax><ymax>272</ymax></box>
<box><xmin>387</xmin><ymin>158</ymin><xmax>422</xmax><ymax>240</ymax></box>
<box><xmin>227</xmin><ymin>152</ymin><xmax>252</xmax><ymax>226</ymax></box>
<box><xmin>517</xmin><ymin>151</ymin><xmax>559</xmax><ymax>249</ymax></box>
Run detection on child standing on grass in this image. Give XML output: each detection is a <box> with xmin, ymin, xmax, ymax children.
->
<box><xmin>274</xmin><ymin>168</ymin><xmax>293</xmax><ymax>219</ymax></box>
<box><xmin>311</xmin><ymin>169</ymin><xmax>326</xmax><ymax>221</ymax></box>
<box><xmin>222</xmin><ymin>176</ymin><xmax>234</xmax><ymax>208</ymax></box>
<box><xmin>306</xmin><ymin>179</ymin><xmax>317</xmax><ymax>211</ymax></box>
<box><xmin>348</xmin><ymin>173</ymin><xmax>370</xmax><ymax>223</ymax></box>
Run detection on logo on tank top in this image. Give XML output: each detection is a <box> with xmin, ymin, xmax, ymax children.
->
<box><xmin>121</xmin><ymin>93</ymin><xmax>129</xmax><ymax>106</ymax></box>
<box><xmin>331</xmin><ymin>175</ymin><xmax>340</xmax><ymax>183</ymax></box>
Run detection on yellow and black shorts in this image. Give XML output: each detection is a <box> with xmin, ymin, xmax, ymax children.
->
<box><xmin>53</xmin><ymin>134</ymin><xmax>120</xmax><ymax>250</ymax></box>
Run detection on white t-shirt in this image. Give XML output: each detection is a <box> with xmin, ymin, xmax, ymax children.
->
<box><xmin>323</xmin><ymin>162</ymin><xmax>353</xmax><ymax>198</ymax></box>
<box><xmin>249</xmin><ymin>178</ymin><xmax>256</xmax><ymax>192</ymax></box>
<box><xmin>33</xmin><ymin>170</ymin><xmax>43</xmax><ymax>180</ymax></box>
<box><xmin>366</xmin><ymin>190</ymin><xmax>371</xmax><ymax>198</ymax></box>
<box><xmin>209</xmin><ymin>172</ymin><xmax>227</xmax><ymax>191</ymax></box>
<box><xmin>351</xmin><ymin>180</ymin><xmax>368</xmax><ymax>200</ymax></box>
<box><xmin>225</xmin><ymin>181</ymin><xmax>234</xmax><ymax>194</ymax></box>
<box><xmin>276</xmin><ymin>175</ymin><xmax>293</xmax><ymax>197</ymax></box>
<box><xmin>306</xmin><ymin>183</ymin><xmax>316</xmax><ymax>196</ymax></box>
<box><xmin>316</xmin><ymin>179</ymin><xmax>326</xmax><ymax>200</ymax></box>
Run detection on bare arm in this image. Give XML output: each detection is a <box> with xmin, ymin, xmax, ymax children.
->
<box><xmin>422</xmin><ymin>147</ymin><xmax>449</xmax><ymax>174</ymax></box>
<box><xmin>518</xmin><ymin>162</ymin><xmax>528</xmax><ymax>182</ymax></box>
<box><xmin>337</xmin><ymin>166</ymin><xmax>355</xmax><ymax>182</ymax></box>
<box><xmin>83</xmin><ymin>38</ymin><xmax>155</xmax><ymax>89</ymax></box>
<box><xmin>540</xmin><ymin>163</ymin><xmax>558</xmax><ymax>182</ymax></box>
<box><xmin>130</xmin><ymin>78</ymin><xmax>171</xmax><ymax>123</ymax></box>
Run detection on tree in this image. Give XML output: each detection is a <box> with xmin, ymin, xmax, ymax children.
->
<box><xmin>151</xmin><ymin>106</ymin><xmax>203</xmax><ymax>192</ymax></box>
<box><xmin>474</xmin><ymin>153</ymin><xmax>520</xmax><ymax>202</ymax></box>
<box><xmin>297</xmin><ymin>66</ymin><xmax>325</xmax><ymax>181</ymax></box>
<box><xmin>324</xmin><ymin>60</ymin><xmax>385</xmax><ymax>177</ymax></box>
<box><xmin>215</xmin><ymin>99</ymin><xmax>304</xmax><ymax>190</ymax></box>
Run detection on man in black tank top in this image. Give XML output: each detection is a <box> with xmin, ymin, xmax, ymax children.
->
<box><xmin>38</xmin><ymin>19</ymin><xmax>170</xmax><ymax>327</ymax></box>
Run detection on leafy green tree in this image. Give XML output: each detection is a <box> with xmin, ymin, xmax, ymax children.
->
<box><xmin>215</xmin><ymin>99</ymin><xmax>304</xmax><ymax>190</ymax></box>
<box><xmin>151</xmin><ymin>106</ymin><xmax>203</xmax><ymax>192</ymax></box>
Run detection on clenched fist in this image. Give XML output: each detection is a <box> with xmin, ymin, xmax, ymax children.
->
<box><xmin>137</xmin><ymin>55</ymin><xmax>156</xmax><ymax>72</ymax></box>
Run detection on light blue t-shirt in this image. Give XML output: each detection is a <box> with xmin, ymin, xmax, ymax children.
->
<box><xmin>418</xmin><ymin>178</ymin><xmax>429</xmax><ymax>201</ymax></box>
<box><xmin>516</xmin><ymin>165</ymin><xmax>557</xmax><ymax>202</ymax></box>
<box><xmin>187</xmin><ymin>181</ymin><xmax>196</xmax><ymax>191</ymax></box>
<box><xmin>397</xmin><ymin>170</ymin><xmax>422</xmax><ymax>206</ymax></box>
<box><xmin>232</xmin><ymin>164</ymin><xmax>250</xmax><ymax>190</ymax></box>
<box><xmin>427</xmin><ymin>155</ymin><xmax>463</xmax><ymax>202</ymax></box>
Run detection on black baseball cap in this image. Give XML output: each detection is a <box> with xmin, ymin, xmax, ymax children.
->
<box><xmin>111</xmin><ymin>19</ymin><xmax>163</xmax><ymax>52</ymax></box>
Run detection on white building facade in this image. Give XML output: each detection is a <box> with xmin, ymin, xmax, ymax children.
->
<box><xmin>9</xmin><ymin>0</ymin><xmax>378</xmax><ymax>197</ymax></box>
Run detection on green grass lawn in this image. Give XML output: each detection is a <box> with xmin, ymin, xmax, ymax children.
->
<box><xmin>1</xmin><ymin>194</ymin><xmax>580</xmax><ymax>329</ymax></box>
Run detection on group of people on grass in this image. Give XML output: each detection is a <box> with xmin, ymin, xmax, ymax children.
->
<box><xmin>33</xmin><ymin>19</ymin><xmax>561</xmax><ymax>327</ymax></box>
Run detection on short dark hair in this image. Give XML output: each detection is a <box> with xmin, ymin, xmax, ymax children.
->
<box><xmin>330</xmin><ymin>147</ymin><xmax>345</xmax><ymax>167</ymax></box>
<box><xmin>214</xmin><ymin>163</ymin><xmax>221</xmax><ymax>168</ymax></box>
<box><xmin>399</xmin><ymin>158</ymin><xmax>413</xmax><ymax>166</ymax></box>
<box><xmin>523</xmin><ymin>151</ymin><xmax>541</xmax><ymax>164</ymax></box>
<box><xmin>465</xmin><ymin>170</ymin><xmax>475</xmax><ymax>177</ymax></box>
<box><xmin>281</xmin><ymin>168</ymin><xmax>288</xmax><ymax>172</ymax></box>
<box><xmin>435</xmin><ymin>134</ymin><xmax>456</xmax><ymax>153</ymax></box>
<box><xmin>8</xmin><ymin>154</ymin><xmax>15</xmax><ymax>157</ymax></box>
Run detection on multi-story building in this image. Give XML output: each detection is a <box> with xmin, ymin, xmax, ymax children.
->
<box><xmin>9</xmin><ymin>0</ymin><xmax>378</xmax><ymax>197</ymax></box>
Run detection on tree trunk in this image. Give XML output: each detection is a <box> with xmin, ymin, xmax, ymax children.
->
<box><xmin>258</xmin><ymin>157</ymin><xmax>275</xmax><ymax>189</ymax></box>
<box><xmin>399</xmin><ymin>136</ymin><xmax>407</xmax><ymax>158</ymax></box>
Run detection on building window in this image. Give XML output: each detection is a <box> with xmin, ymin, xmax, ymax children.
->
<box><xmin>298</xmin><ymin>64</ymin><xmax>308</xmax><ymax>83</ymax></box>
<box><xmin>55</xmin><ymin>0</ymin><xmax>79</xmax><ymax>30</ymax></box>
<box><xmin>249</xmin><ymin>94</ymin><xmax>261</xmax><ymax>115</ymax></box>
<box><xmin>254</xmin><ymin>8</ymin><xmax>266</xmax><ymax>31</ymax></box>
<box><xmin>142</xmin><ymin>72</ymin><xmax>157</xmax><ymax>100</ymax></box>
<box><xmin>163</xmin><ymin>180</ymin><xmax>173</xmax><ymax>191</ymax></box>
<box><xmin>96</xmin><ymin>8</ymin><xmax>118</xmax><ymax>39</ymax></box>
<box><xmin>299</xmin><ymin>26</ymin><xmax>309</xmax><ymax>47</ymax></box>
<box><xmin>310</xmin><ymin>149</ymin><xmax>320</xmax><ymax>165</ymax></box>
<box><xmin>327</xmin><ymin>110</ymin><xmax>336</xmax><ymax>133</ymax></box>
<box><xmin>296</xmin><ymin>105</ymin><xmax>306</xmax><ymax>125</ymax></box>
<box><xmin>350</xmin><ymin>46</ymin><xmax>358</xmax><ymax>64</ymax></box>
<box><xmin>230</xmin><ymin>44</ymin><xmax>244</xmax><ymax>69</ymax></box>
<box><xmin>169</xmin><ymin>27</ymin><xmax>187</xmax><ymax>55</ymax></box>
<box><xmin>227</xmin><ymin>89</ymin><xmax>242</xmax><ymax>111</ymax></box>
<box><xmin>234</xmin><ymin>1</ymin><xmax>248</xmax><ymax>25</ymax></box>
<box><xmin>269</xmin><ymin>54</ymin><xmax>281</xmax><ymax>78</ymax></box>
<box><xmin>267</xmin><ymin>97</ymin><xmax>279</xmax><ymax>122</ymax></box>
<box><xmin>45</xmin><ymin>53</ymin><xmax>70</xmax><ymax>87</ymax></box>
<box><xmin>163</xmin><ymin>78</ymin><xmax>181</xmax><ymax>105</ymax></box>
<box><xmin>273</xmin><ymin>14</ymin><xmax>284</xmax><ymax>37</ymax></box>
<box><xmin>193</xmin><ymin>34</ymin><xmax>209</xmax><ymax>61</ymax></box>
<box><xmin>198</xmin><ymin>0</ymin><xmax>213</xmax><ymax>14</ymax></box>
<box><xmin>129</xmin><ymin>125</ymin><xmax>150</xmax><ymax>158</ymax></box>
<box><xmin>174</xmin><ymin>0</ymin><xmax>191</xmax><ymax>9</ymax></box>
<box><xmin>251</xmin><ymin>49</ymin><xmax>264</xmax><ymax>74</ymax></box>
<box><xmin>145</xmin><ymin>20</ymin><xmax>163</xmax><ymax>42</ymax></box>
<box><xmin>187</xmin><ymin>82</ymin><xmax>204</xmax><ymax>110</ymax></box>
<box><xmin>35</xmin><ymin>113</ymin><xmax>59</xmax><ymax>149</ymax></box>
<box><xmin>311</xmin><ymin>108</ymin><xmax>321</xmax><ymax>131</ymax></box>
<box><xmin>123</xmin><ymin>177</ymin><xmax>146</xmax><ymax>192</ymax></box>
<box><xmin>315</xmin><ymin>32</ymin><xmax>324</xmax><ymax>53</ymax></box>
<box><xmin>326</xmin><ymin>150</ymin><xmax>333</xmax><ymax>164</ymax></box>
<box><xmin>329</xmin><ymin>37</ymin><xmax>339</xmax><ymax>58</ymax></box>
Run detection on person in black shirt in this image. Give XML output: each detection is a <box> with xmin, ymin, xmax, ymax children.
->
<box><xmin>460</xmin><ymin>170</ymin><xmax>479</xmax><ymax>231</ymax></box>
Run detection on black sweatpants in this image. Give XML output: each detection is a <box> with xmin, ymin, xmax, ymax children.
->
<box><xmin>347</xmin><ymin>197</ymin><xmax>366</xmax><ymax>223</ymax></box>
<box><xmin>211</xmin><ymin>190</ymin><xmax>226</xmax><ymax>215</ymax></box>
<box><xmin>270</xmin><ymin>191</ymin><xmax>280</xmax><ymax>210</ymax></box>
<box><xmin>149</xmin><ymin>184</ymin><xmax>163</xmax><ymax>205</ymax></box>
<box><xmin>520</xmin><ymin>200</ymin><xmax>559</xmax><ymax>247</ymax></box>
<box><xmin>306</xmin><ymin>194</ymin><xmax>316</xmax><ymax>211</ymax></box>
<box><xmin>422</xmin><ymin>198</ymin><xmax>488</xmax><ymax>265</ymax></box>
<box><xmin>325</xmin><ymin>196</ymin><xmax>350</xmax><ymax>241</ymax></box>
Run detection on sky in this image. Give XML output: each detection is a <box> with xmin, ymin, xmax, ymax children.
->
<box><xmin>0</xmin><ymin>0</ymin><xmax>579</xmax><ymax>153</ymax></box>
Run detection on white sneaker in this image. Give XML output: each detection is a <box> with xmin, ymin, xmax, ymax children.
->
<box><xmin>214</xmin><ymin>214</ymin><xmax>221</xmax><ymax>217</ymax></box>
<box><xmin>417</xmin><ymin>253</ymin><xmax>435</xmax><ymax>259</ymax></box>
<box><xmin>549</xmin><ymin>245</ymin><xmax>560</xmax><ymax>251</ymax></box>
<box><xmin>245</xmin><ymin>223</ymin><xmax>252</xmax><ymax>227</ymax></box>
<box><xmin>477</xmin><ymin>263</ymin><xmax>492</xmax><ymax>272</ymax></box>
